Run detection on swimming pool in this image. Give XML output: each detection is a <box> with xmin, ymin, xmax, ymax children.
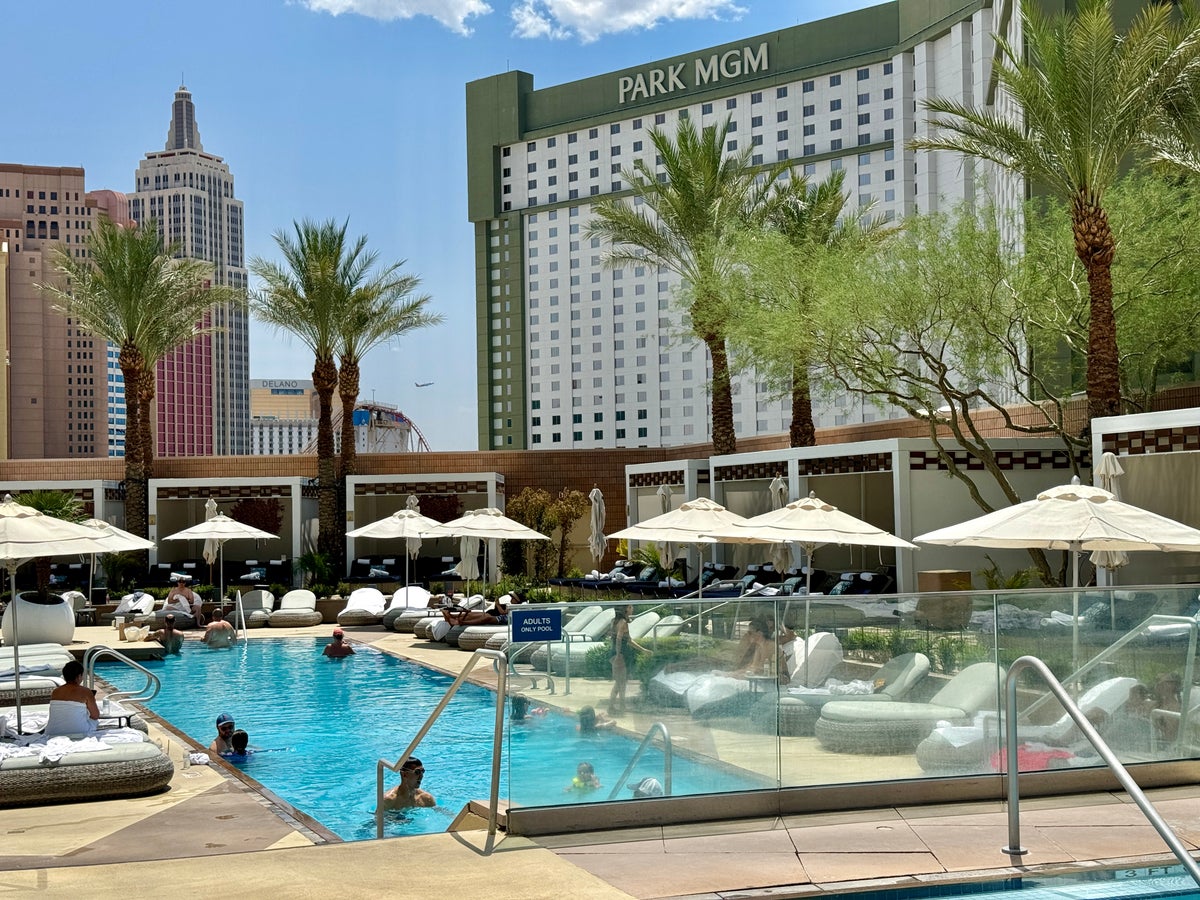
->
<box><xmin>98</xmin><ymin>639</ymin><xmax>769</xmax><ymax>841</ymax></box>
<box><xmin>832</xmin><ymin>864</ymin><xmax>1199</xmax><ymax>900</ymax></box>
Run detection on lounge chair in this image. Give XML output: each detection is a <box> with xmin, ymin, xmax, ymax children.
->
<box><xmin>336</xmin><ymin>588</ymin><xmax>387</xmax><ymax>627</ymax></box>
<box><xmin>100</xmin><ymin>591</ymin><xmax>156</xmax><ymax>627</ymax></box>
<box><xmin>267</xmin><ymin>590</ymin><xmax>323</xmax><ymax>628</ymax></box>
<box><xmin>814</xmin><ymin>662</ymin><xmax>1006</xmax><ymax>754</ymax></box>
<box><xmin>529</xmin><ymin>608</ymin><xmax>618</xmax><ymax>674</ymax></box>
<box><xmin>756</xmin><ymin>651</ymin><xmax>932</xmax><ymax>736</ymax></box>
<box><xmin>230</xmin><ymin>589</ymin><xmax>275</xmax><ymax>629</ymax></box>
<box><xmin>0</xmin><ymin>737</ymin><xmax>173</xmax><ymax>807</ymax></box>
<box><xmin>915</xmin><ymin>675</ymin><xmax>1139</xmax><ymax>774</ymax></box>
<box><xmin>0</xmin><ymin>644</ymin><xmax>73</xmax><ymax>705</ymax></box>
<box><xmin>382</xmin><ymin>587</ymin><xmax>433</xmax><ymax>630</ymax></box>
<box><xmin>413</xmin><ymin>595</ymin><xmax>488</xmax><ymax>640</ymax></box>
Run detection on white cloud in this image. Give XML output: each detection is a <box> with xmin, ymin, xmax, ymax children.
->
<box><xmin>297</xmin><ymin>0</ymin><xmax>492</xmax><ymax>34</ymax></box>
<box><xmin>510</xmin><ymin>0</ymin><xmax>746</xmax><ymax>43</ymax></box>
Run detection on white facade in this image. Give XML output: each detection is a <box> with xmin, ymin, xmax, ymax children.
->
<box><xmin>472</xmin><ymin>4</ymin><xmax>1018</xmax><ymax>451</ymax></box>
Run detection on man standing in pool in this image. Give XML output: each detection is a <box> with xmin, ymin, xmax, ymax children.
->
<box><xmin>143</xmin><ymin>613</ymin><xmax>184</xmax><ymax>655</ymax></box>
<box><xmin>322</xmin><ymin>628</ymin><xmax>355</xmax><ymax>658</ymax></box>
<box><xmin>382</xmin><ymin>757</ymin><xmax>435</xmax><ymax>809</ymax></box>
<box><xmin>201</xmin><ymin>608</ymin><xmax>237</xmax><ymax>648</ymax></box>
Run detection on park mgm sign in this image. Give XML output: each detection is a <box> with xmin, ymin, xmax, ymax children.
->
<box><xmin>618</xmin><ymin>43</ymin><xmax>769</xmax><ymax>105</ymax></box>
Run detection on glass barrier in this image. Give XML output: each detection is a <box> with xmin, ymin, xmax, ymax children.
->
<box><xmin>501</xmin><ymin>583</ymin><xmax>1200</xmax><ymax>811</ymax></box>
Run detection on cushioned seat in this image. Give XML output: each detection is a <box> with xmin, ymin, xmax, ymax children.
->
<box><xmin>381</xmin><ymin>587</ymin><xmax>433</xmax><ymax>630</ymax></box>
<box><xmin>336</xmin><ymin>588</ymin><xmax>387</xmax><ymax>627</ymax></box>
<box><xmin>0</xmin><ymin>739</ymin><xmax>173</xmax><ymax>807</ymax></box>
<box><xmin>458</xmin><ymin>624</ymin><xmax>508</xmax><ymax>651</ymax></box>
<box><xmin>815</xmin><ymin>662</ymin><xmax>1004</xmax><ymax>754</ymax></box>
<box><xmin>230</xmin><ymin>589</ymin><xmax>275</xmax><ymax>629</ymax></box>
<box><xmin>268</xmin><ymin>590</ymin><xmax>322</xmax><ymax>628</ymax></box>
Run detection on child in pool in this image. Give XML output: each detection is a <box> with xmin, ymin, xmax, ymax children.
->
<box><xmin>223</xmin><ymin>729</ymin><xmax>251</xmax><ymax>760</ymax></box>
<box><xmin>565</xmin><ymin>761</ymin><xmax>600</xmax><ymax>793</ymax></box>
<box><xmin>510</xmin><ymin>694</ymin><xmax>548</xmax><ymax>722</ymax></box>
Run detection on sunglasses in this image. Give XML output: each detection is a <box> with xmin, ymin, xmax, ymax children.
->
<box><xmin>404</xmin><ymin>766</ymin><xmax>425</xmax><ymax>775</ymax></box>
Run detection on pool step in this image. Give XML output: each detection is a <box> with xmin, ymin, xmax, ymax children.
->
<box><xmin>447</xmin><ymin>799</ymin><xmax>509</xmax><ymax>833</ymax></box>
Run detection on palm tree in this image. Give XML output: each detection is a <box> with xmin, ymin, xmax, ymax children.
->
<box><xmin>764</xmin><ymin>170</ymin><xmax>882</xmax><ymax>446</ymax></box>
<box><xmin>912</xmin><ymin>0</ymin><xmax>1200</xmax><ymax>423</ymax></box>
<box><xmin>250</xmin><ymin>219</ymin><xmax>350</xmax><ymax>565</ymax></box>
<box><xmin>40</xmin><ymin>217</ymin><xmax>241</xmax><ymax>539</ymax></box>
<box><xmin>585</xmin><ymin>117</ymin><xmax>790</xmax><ymax>455</ymax></box>
<box><xmin>336</xmin><ymin>257</ymin><xmax>441</xmax><ymax>480</ymax></box>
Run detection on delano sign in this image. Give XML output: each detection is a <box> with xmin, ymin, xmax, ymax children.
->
<box><xmin>617</xmin><ymin>42</ymin><xmax>769</xmax><ymax>105</ymax></box>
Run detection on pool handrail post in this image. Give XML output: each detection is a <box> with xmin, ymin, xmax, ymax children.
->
<box><xmin>234</xmin><ymin>590</ymin><xmax>246</xmax><ymax>641</ymax></box>
<box><xmin>1002</xmin><ymin>656</ymin><xmax>1200</xmax><ymax>887</ymax></box>
<box><xmin>375</xmin><ymin>648</ymin><xmax>510</xmax><ymax>844</ymax></box>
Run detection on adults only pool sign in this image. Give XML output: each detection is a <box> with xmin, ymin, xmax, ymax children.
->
<box><xmin>511</xmin><ymin>607</ymin><xmax>562</xmax><ymax>643</ymax></box>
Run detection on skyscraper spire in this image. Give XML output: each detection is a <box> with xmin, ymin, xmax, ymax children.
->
<box><xmin>165</xmin><ymin>84</ymin><xmax>204</xmax><ymax>152</ymax></box>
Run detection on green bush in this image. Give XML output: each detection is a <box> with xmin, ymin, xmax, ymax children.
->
<box><xmin>634</xmin><ymin>635</ymin><xmax>722</xmax><ymax>689</ymax></box>
<box><xmin>582</xmin><ymin>643</ymin><xmax>613</xmax><ymax>677</ymax></box>
<box><xmin>268</xmin><ymin>583</ymin><xmax>290</xmax><ymax>599</ymax></box>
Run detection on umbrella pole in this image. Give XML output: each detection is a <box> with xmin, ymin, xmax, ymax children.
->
<box><xmin>11</xmin><ymin>568</ymin><xmax>21</xmax><ymax>734</ymax></box>
<box><xmin>1071</xmin><ymin>547</ymin><xmax>1081</xmax><ymax>675</ymax></box>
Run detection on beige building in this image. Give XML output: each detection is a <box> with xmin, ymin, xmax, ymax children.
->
<box><xmin>249</xmin><ymin>378</ymin><xmax>317</xmax><ymax>419</ymax></box>
<box><xmin>0</xmin><ymin>164</ymin><xmax>111</xmax><ymax>459</ymax></box>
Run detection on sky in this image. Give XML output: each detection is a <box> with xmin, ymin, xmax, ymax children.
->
<box><xmin>1</xmin><ymin>0</ymin><xmax>876</xmax><ymax>451</ymax></box>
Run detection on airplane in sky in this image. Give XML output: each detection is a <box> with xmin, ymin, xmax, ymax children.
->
<box><xmin>415</xmin><ymin>381</ymin><xmax>434</xmax><ymax>388</ymax></box>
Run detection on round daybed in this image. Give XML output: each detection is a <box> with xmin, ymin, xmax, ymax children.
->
<box><xmin>458</xmin><ymin>625</ymin><xmax>507</xmax><ymax>651</ymax></box>
<box><xmin>1</xmin><ymin>593</ymin><xmax>74</xmax><ymax>646</ymax></box>
<box><xmin>0</xmin><ymin>740</ymin><xmax>173</xmax><ymax>808</ymax></box>
<box><xmin>267</xmin><ymin>590</ymin><xmax>322</xmax><ymax>628</ymax></box>
<box><xmin>390</xmin><ymin>608</ymin><xmax>433</xmax><ymax>633</ymax></box>
<box><xmin>444</xmin><ymin>625</ymin><xmax>468</xmax><ymax>647</ymax></box>
<box><xmin>413</xmin><ymin>617</ymin><xmax>441</xmax><ymax>639</ymax></box>
<box><xmin>484</xmin><ymin>632</ymin><xmax>509</xmax><ymax>651</ymax></box>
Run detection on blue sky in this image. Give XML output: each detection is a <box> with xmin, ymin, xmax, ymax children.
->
<box><xmin>1</xmin><ymin>0</ymin><xmax>875</xmax><ymax>450</ymax></box>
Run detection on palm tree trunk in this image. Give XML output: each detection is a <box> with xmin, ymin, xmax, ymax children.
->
<box><xmin>119</xmin><ymin>347</ymin><xmax>149</xmax><ymax>540</ymax></box>
<box><xmin>337</xmin><ymin>357</ymin><xmax>360</xmax><ymax>480</ymax></box>
<box><xmin>705</xmin><ymin>333</ymin><xmax>737</xmax><ymax>456</ymax></box>
<box><xmin>789</xmin><ymin>361</ymin><xmax>816</xmax><ymax>447</ymax></box>
<box><xmin>1071</xmin><ymin>195</ymin><xmax>1121</xmax><ymax>422</ymax></box>
<box><xmin>313</xmin><ymin>355</ymin><xmax>340</xmax><ymax>571</ymax></box>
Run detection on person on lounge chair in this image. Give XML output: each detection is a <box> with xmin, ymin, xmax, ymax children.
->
<box><xmin>43</xmin><ymin>660</ymin><xmax>100</xmax><ymax>737</ymax></box>
<box><xmin>382</xmin><ymin>757</ymin><xmax>435</xmax><ymax>809</ymax></box>
<box><xmin>441</xmin><ymin>597</ymin><xmax>510</xmax><ymax>627</ymax></box>
<box><xmin>167</xmin><ymin>575</ymin><xmax>204</xmax><ymax>625</ymax></box>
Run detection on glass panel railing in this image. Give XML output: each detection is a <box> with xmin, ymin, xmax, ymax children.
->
<box><xmin>502</xmin><ymin>584</ymin><xmax>1200</xmax><ymax>814</ymax></box>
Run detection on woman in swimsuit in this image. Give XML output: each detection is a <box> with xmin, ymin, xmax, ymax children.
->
<box><xmin>608</xmin><ymin>605</ymin><xmax>647</xmax><ymax>716</ymax></box>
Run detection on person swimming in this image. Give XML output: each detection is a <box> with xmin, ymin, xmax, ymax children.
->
<box><xmin>565</xmin><ymin>761</ymin><xmax>600</xmax><ymax>793</ymax></box>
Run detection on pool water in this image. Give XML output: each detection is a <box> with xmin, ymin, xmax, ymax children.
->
<box><xmin>98</xmin><ymin>639</ymin><xmax>768</xmax><ymax>840</ymax></box>
<box><xmin>837</xmin><ymin>865</ymin><xmax>1199</xmax><ymax>899</ymax></box>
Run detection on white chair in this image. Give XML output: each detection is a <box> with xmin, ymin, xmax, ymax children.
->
<box><xmin>268</xmin><ymin>590</ymin><xmax>322</xmax><ymax>628</ymax></box>
<box><xmin>336</xmin><ymin>587</ymin><xmax>387</xmax><ymax>627</ymax></box>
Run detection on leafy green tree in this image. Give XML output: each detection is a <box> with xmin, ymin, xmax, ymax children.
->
<box><xmin>913</xmin><ymin>0</ymin><xmax>1200</xmax><ymax>424</ymax></box>
<box><xmin>730</xmin><ymin>170</ymin><xmax>883</xmax><ymax>446</ymax></box>
<box><xmin>1023</xmin><ymin>172</ymin><xmax>1200</xmax><ymax>409</ymax></box>
<box><xmin>585</xmin><ymin>117</ymin><xmax>790</xmax><ymax>455</ymax></box>
<box><xmin>40</xmin><ymin>218</ymin><xmax>241</xmax><ymax>540</ymax></box>
<box><xmin>336</xmin><ymin>255</ymin><xmax>441</xmax><ymax>480</ymax></box>
<box><xmin>250</xmin><ymin>220</ymin><xmax>349</xmax><ymax>565</ymax></box>
<box><xmin>18</xmin><ymin>490</ymin><xmax>84</xmax><ymax>598</ymax></box>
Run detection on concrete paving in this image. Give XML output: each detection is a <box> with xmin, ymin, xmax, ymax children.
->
<box><xmin>2</xmin><ymin>623</ymin><xmax>1198</xmax><ymax>898</ymax></box>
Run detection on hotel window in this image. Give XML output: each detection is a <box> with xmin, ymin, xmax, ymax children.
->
<box><xmin>589</xmin><ymin>127</ymin><xmax>598</xmax><ymax>138</ymax></box>
<box><xmin>610</xmin><ymin>123</ymin><xmax>620</xmax><ymax>134</ymax></box>
<box><xmin>803</xmin><ymin>124</ymin><xmax>815</xmax><ymax>136</ymax></box>
<box><xmin>655</xmin><ymin>113</ymin><xmax>665</xmax><ymax>124</ymax></box>
<box><xmin>777</xmin><ymin>129</ymin><xmax>788</xmax><ymax>141</ymax></box>
<box><xmin>702</xmin><ymin>102</ymin><xmax>713</xmax><ymax>114</ymax></box>
<box><xmin>802</xmin><ymin>80</ymin><xmax>813</xmax><ymax>92</ymax></box>
<box><xmin>858</xmin><ymin>113</ymin><xmax>870</xmax><ymax>125</ymax></box>
<box><xmin>777</xmin><ymin>110</ymin><xmax>788</xmax><ymax>122</ymax></box>
<box><xmin>751</xmin><ymin>115</ymin><xmax>762</xmax><ymax>127</ymax></box>
<box><xmin>777</xmin><ymin>86</ymin><xmax>788</xmax><ymax>98</ymax></box>
<box><xmin>831</xmin><ymin>139</ymin><xmax>842</xmax><ymax>151</ymax></box>
<box><xmin>726</xmin><ymin>98</ymin><xmax>736</xmax><ymax>109</ymax></box>
<box><xmin>857</xmin><ymin>68</ymin><xmax>869</xmax><ymax>80</ymax></box>
<box><xmin>829</xmin><ymin>74</ymin><xmax>841</xmax><ymax>86</ymax></box>
<box><xmin>858</xmin><ymin>93</ymin><xmax>869</xmax><ymax>105</ymax></box>
<box><xmin>830</xmin><ymin>119</ymin><xmax>841</xmax><ymax>131</ymax></box>
<box><xmin>727</xmin><ymin>140</ymin><xmax>738</xmax><ymax>151</ymax></box>
<box><xmin>803</xmin><ymin>104</ymin><xmax>814</xmax><ymax>116</ymax></box>
<box><xmin>527</xmin><ymin>141</ymin><xmax>536</xmax><ymax>151</ymax></box>
<box><xmin>883</xmin><ymin>87</ymin><xmax>894</xmax><ymax>100</ymax></box>
<box><xmin>883</xmin><ymin>62</ymin><xmax>893</xmax><ymax>74</ymax></box>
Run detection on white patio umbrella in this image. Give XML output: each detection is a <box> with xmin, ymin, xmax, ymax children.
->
<box><xmin>346</xmin><ymin>508</ymin><xmax>442</xmax><ymax>589</ymax></box>
<box><xmin>1090</xmin><ymin>452</ymin><xmax>1130</xmax><ymax>581</ymax></box>
<box><xmin>703</xmin><ymin>492</ymin><xmax>917</xmax><ymax>634</ymax></box>
<box><xmin>164</xmin><ymin>514</ymin><xmax>278</xmax><ymax>607</ymax></box>
<box><xmin>766</xmin><ymin>476</ymin><xmax>792</xmax><ymax>575</ymax></box>
<box><xmin>610</xmin><ymin>497</ymin><xmax>747</xmax><ymax>598</ymax></box>
<box><xmin>915</xmin><ymin>478</ymin><xmax>1200</xmax><ymax>670</ymax></box>
<box><xmin>588</xmin><ymin>487</ymin><xmax>607</xmax><ymax>567</ymax></box>
<box><xmin>424</xmin><ymin>508</ymin><xmax>550</xmax><ymax>586</ymax></box>
<box><xmin>655</xmin><ymin>483</ymin><xmax>675</xmax><ymax>569</ymax></box>
<box><xmin>81</xmin><ymin>518</ymin><xmax>155</xmax><ymax>604</ymax></box>
<box><xmin>201</xmin><ymin>498</ymin><xmax>220</xmax><ymax>578</ymax></box>
<box><xmin>0</xmin><ymin>495</ymin><xmax>114</xmax><ymax>733</ymax></box>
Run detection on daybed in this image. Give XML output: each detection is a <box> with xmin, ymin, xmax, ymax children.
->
<box><xmin>814</xmin><ymin>662</ymin><xmax>1005</xmax><ymax>754</ymax></box>
<box><xmin>915</xmin><ymin>675</ymin><xmax>1139</xmax><ymax>774</ymax></box>
<box><xmin>1</xmin><ymin>593</ymin><xmax>74</xmax><ymax>646</ymax></box>
<box><xmin>753</xmin><ymin>651</ymin><xmax>932</xmax><ymax>736</ymax></box>
<box><xmin>336</xmin><ymin>588</ymin><xmax>388</xmax><ymax>627</ymax></box>
<box><xmin>648</xmin><ymin>632</ymin><xmax>844</xmax><ymax>719</ymax></box>
<box><xmin>0</xmin><ymin>644</ymin><xmax>73</xmax><ymax>705</ymax></box>
<box><xmin>381</xmin><ymin>587</ymin><xmax>433</xmax><ymax>630</ymax></box>
<box><xmin>229</xmin><ymin>589</ymin><xmax>275</xmax><ymax>629</ymax></box>
<box><xmin>100</xmin><ymin>591</ymin><xmax>156</xmax><ymax>627</ymax></box>
<box><xmin>267</xmin><ymin>590</ymin><xmax>323</xmax><ymax>628</ymax></box>
<box><xmin>0</xmin><ymin>733</ymin><xmax>173</xmax><ymax>807</ymax></box>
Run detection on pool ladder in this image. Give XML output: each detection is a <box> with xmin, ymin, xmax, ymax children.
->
<box><xmin>82</xmin><ymin>645</ymin><xmax>162</xmax><ymax>705</ymax></box>
<box><xmin>375</xmin><ymin>648</ymin><xmax>509</xmax><ymax>848</ymax></box>
<box><xmin>1003</xmin><ymin>656</ymin><xmax>1200</xmax><ymax>886</ymax></box>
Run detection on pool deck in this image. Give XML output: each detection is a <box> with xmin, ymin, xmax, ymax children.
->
<box><xmin>2</xmin><ymin>623</ymin><xmax>1200</xmax><ymax>898</ymax></box>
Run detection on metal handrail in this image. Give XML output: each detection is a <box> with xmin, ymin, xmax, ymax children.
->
<box><xmin>1002</xmin><ymin>656</ymin><xmax>1200</xmax><ymax>886</ymax></box>
<box><xmin>83</xmin><ymin>645</ymin><xmax>161</xmax><ymax>705</ymax></box>
<box><xmin>607</xmin><ymin>722</ymin><xmax>673</xmax><ymax>800</ymax></box>
<box><xmin>375</xmin><ymin>648</ymin><xmax>508</xmax><ymax>848</ymax></box>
